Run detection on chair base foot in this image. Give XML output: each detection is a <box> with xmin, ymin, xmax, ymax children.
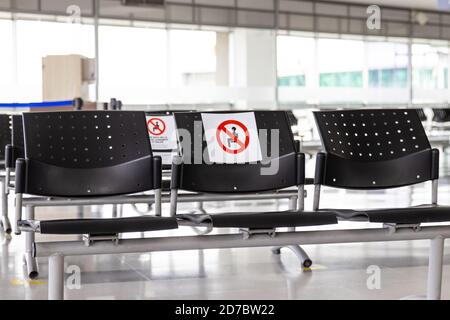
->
<box><xmin>271</xmin><ymin>245</ymin><xmax>313</xmax><ymax>269</ymax></box>
<box><xmin>23</xmin><ymin>253</ymin><xmax>39</xmax><ymax>279</ymax></box>
<box><xmin>1</xmin><ymin>216</ymin><xmax>12</xmax><ymax>234</ymax></box>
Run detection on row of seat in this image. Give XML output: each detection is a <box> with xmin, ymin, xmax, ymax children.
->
<box><xmin>1</xmin><ymin>98</ymin><xmax>86</xmax><ymax>234</ymax></box>
<box><xmin>2</xmin><ymin>107</ymin><xmax>450</xmax><ymax>300</ymax></box>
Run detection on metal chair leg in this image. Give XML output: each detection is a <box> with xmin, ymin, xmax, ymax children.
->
<box><xmin>402</xmin><ymin>236</ymin><xmax>446</xmax><ymax>300</ymax></box>
<box><xmin>0</xmin><ymin>178</ymin><xmax>11</xmax><ymax>234</ymax></box>
<box><xmin>272</xmin><ymin>245</ymin><xmax>313</xmax><ymax>269</ymax></box>
<box><xmin>272</xmin><ymin>196</ymin><xmax>312</xmax><ymax>269</ymax></box>
<box><xmin>24</xmin><ymin>206</ymin><xmax>39</xmax><ymax>279</ymax></box>
<box><xmin>48</xmin><ymin>253</ymin><xmax>65</xmax><ymax>300</ymax></box>
<box><xmin>427</xmin><ymin>236</ymin><xmax>445</xmax><ymax>300</ymax></box>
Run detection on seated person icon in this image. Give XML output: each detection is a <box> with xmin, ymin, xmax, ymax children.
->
<box><xmin>227</xmin><ymin>127</ymin><xmax>239</xmax><ymax>148</ymax></box>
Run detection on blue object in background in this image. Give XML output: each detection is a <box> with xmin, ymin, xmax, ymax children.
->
<box><xmin>438</xmin><ymin>0</ymin><xmax>450</xmax><ymax>10</ymax></box>
<box><xmin>0</xmin><ymin>100</ymin><xmax>74</xmax><ymax>108</ymax></box>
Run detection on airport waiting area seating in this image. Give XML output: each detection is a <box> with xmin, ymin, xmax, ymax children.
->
<box><xmin>9</xmin><ymin>108</ymin><xmax>450</xmax><ymax>300</ymax></box>
<box><xmin>312</xmin><ymin>109</ymin><xmax>450</xmax><ymax>224</ymax></box>
<box><xmin>1</xmin><ymin>99</ymin><xmax>86</xmax><ymax>234</ymax></box>
<box><xmin>171</xmin><ymin>111</ymin><xmax>335</xmax><ymax>231</ymax></box>
<box><xmin>15</xmin><ymin>110</ymin><xmax>338</xmax><ymax>299</ymax></box>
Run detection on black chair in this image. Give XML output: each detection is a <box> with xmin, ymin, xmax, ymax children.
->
<box><xmin>312</xmin><ymin>109</ymin><xmax>450</xmax><ymax>224</ymax></box>
<box><xmin>5</xmin><ymin>115</ymin><xmax>24</xmax><ymax>177</ymax></box>
<box><xmin>432</xmin><ymin>108</ymin><xmax>450</xmax><ymax>123</ymax></box>
<box><xmin>286</xmin><ymin>110</ymin><xmax>298</xmax><ymax>127</ymax></box>
<box><xmin>0</xmin><ymin>114</ymin><xmax>10</xmax><ymax>165</ymax></box>
<box><xmin>0</xmin><ymin>114</ymin><xmax>11</xmax><ymax>232</ymax></box>
<box><xmin>15</xmin><ymin>111</ymin><xmax>178</xmax><ymax>278</ymax></box>
<box><xmin>171</xmin><ymin>111</ymin><xmax>337</xmax><ymax>267</ymax></box>
<box><xmin>417</xmin><ymin>108</ymin><xmax>427</xmax><ymax>122</ymax></box>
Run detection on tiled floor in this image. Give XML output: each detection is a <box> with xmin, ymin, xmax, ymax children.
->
<box><xmin>1</xmin><ymin>178</ymin><xmax>450</xmax><ymax>300</ymax></box>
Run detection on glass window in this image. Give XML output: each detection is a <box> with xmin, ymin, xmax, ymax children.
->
<box><xmin>168</xmin><ymin>30</ymin><xmax>217</xmax><ymax>88</ymax></box>
<box><xmin>277</xmin><ymin>36</ymin><xmax>314</xmax><ymax>87</ymax></box>
<box><xmin>317</xmin><ymin>38</ymin><xmax>364</xmax><ymax>88</ymax></box>
<box><xmin>319</xmin><ymin>71</ymin><xmax>362</xmax><ymax>87</ymax></box>
<box><xmin>367</xmin><ymin>41</ymin><xmax>408</xmax><ymax>88</ymax></box>
<box><xmin>0</xmin><ymin>19</ymin><xmax>14</xmax><ymax>101</ymax></box>
<box><xmin>412</xmin><ymin>43</ymin><xmax>448</xmax><ymax>89</ymax></box>
<box><xmin>16</xmin><ymin>20</ymin><xmax>94</xmax><ymax>101</ymax></box>
<box><xmin>98</xmin><ymin>25</ymin><xmax>167</xmax><ymax>104</ymax></box>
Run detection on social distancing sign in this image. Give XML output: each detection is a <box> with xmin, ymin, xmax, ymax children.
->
<box><xmin>201</xmin><ymin>112</ymin><xmax>262</xmax><ymax>164</ymax></box>
<box><xmin>146</xmin><ymin>115</ymin><xmax>178</xmax><ymax>153</ymax></box>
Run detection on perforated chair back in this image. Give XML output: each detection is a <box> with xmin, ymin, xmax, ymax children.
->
<box><xmin>21</xmin><ymin>111</ymin><xmax>155</xmax><ymax>197</ymax></box>
<box><xmin>313</xmin><ymin>109</ymin><xmax>437</xmax><ymax>189</ymax></box>
<box><xmin>12</xmin><ymin>115</ymin><xmax>24</xmax><ymax>159</ymax></box>
<box><xmin>432</xmin><ymin>108</ymin><xmax>450</xmax><ymax>122</ymax></box>
<box><xmin>174</xmin><ymin>111</ymin><xmax>299</xmax><ymax>193</ymax></box>
<box><xmin>0</xmin><ymin>114</ymin><xmax>11</xmax><ymax>162</ymax></box>
<box><xmin>287</xmin><ymin>110</ymin><xmax>298</xmax><ymax>127</ymax></box>
<box><xmin>416</xmin><ymin>108</ymin><xmax>427</xmax><ymax>122</ymax></box>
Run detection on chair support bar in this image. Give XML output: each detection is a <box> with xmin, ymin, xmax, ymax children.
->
<box><xmin>34</xmin><ymin>225</ymin><xmax>450</xmax><ymax>258</ymax></box>
<box><xmin>20</xmin><ymin>190</ymin><xmax>299</xmax><ymax>207</ymax></box>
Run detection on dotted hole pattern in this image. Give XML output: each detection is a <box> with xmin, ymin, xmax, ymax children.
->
<box><xmin>23</xmin><ymin>111</ymin><xmax>151</xmax><ymax>168</ymax></box>
<box><xmin>314</xmin><ymin>109</ymin><xmax>430</xmax><ymax>162</ymax></box>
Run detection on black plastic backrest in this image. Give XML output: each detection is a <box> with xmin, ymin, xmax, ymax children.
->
<box><xmin>0</xmin><ymin>114</ymin><xmax>11</xmax><ymax>162</ymax></box>
<box><xmin>0</xmin><ymin>114</ymin><xmax>11</xmax><ymax>161</ymax></box>
<box><xmin>286</xmin><ymin>110</ymin><xmax>298</xmax><ymax>127</ymax></box>
<box><xmin>22</xmin><ymin>111</ymin><xmax>155</xmax><ymax>197</ymax></box>
<box><xmin>313</xmin><ymin>109</ymin><xmax>437</xmax><ymax>189</ymax></box>
<box><xmin>12</xmin><ymin>115</ymin><xmax>24</xmax><ymax>157</ymax></box>
<box><xmin>432</xmin><ymin>108</ymin><xmax>450</xmax><ymax>122</ymax></box>
<box><xmin>174</xmin><ymin>111</ymin><xmax>299</xmax><ymax>193</ymax></box>
<box><xmin>416</xmin><ymin>108</ymin><xmax>427</xmax><ymax>122</ymax></box>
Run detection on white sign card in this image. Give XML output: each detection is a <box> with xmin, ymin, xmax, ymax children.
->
<box><xmin>153</xmin><ymin>151</ymin><xmax>178</xmax><ymax>166</ymax></box>
<box><xmin>201</xmin><ymin>112</ymin><xmax>262</xmax><ymax>164</ymax></box>
<box><xmin>146</xmin><ymin>115</ymin><xmax>178</xmax><ymax>151</ymax></box>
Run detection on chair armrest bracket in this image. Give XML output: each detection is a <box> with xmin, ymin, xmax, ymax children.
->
<box><xmin>239</xmin><ymin>228</ymin><xmax>276</xmax><ymax>240</ymax></box>
<box><xmin>18</xmin><ymin>220</ymin><xmax>41</xmax><ymax>233</ymax></box>
<box><xmin>384</xmin><ymin>223</ymin><xmax>421</xmax><ymax>234</ymax></box>
<box><xmin>83</xmin><ymin>233</ymin><xmax>120</xmax><ymax>247</ymax></box>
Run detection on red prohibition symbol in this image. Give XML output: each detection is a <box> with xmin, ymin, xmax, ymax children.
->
<box><xmin>147</xmin><ymin>118</ymin><xmax>166</xmax><ymax>136</ymax></box>
<box><xmin>216</xmin><ymin>120</ymin><xmax>250</xmax><ymax>154</ymax></box>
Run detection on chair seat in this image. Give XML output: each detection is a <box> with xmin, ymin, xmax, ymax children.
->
<box><xmin>320</xmin><ymin>205</ymin><xmax>450</xmax><ymax>224</ymax></box>
<box><xmin>38</xmin><ymin>216</ymin><xmax>178</xmax><ymax>235</ymax></box>
<box><xmin>180</xmin><ymin>211</ymin><xmax>337</xmax><ymax>229</ymax></box>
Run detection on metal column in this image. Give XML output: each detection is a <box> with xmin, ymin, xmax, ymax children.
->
<box><xmin>24</xmin><ymin>206</ymin><xmax>38</xmax><ymax>279</ymax></box>
<box><xmin>48</xmin><ymin>253</ymin><xmax>65</xmax><ymax>300</ymax></box>
<box><xmin>427</xmin><ymin>236</ymin><xmax>445</xmax><ymax>300</ymax></box>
